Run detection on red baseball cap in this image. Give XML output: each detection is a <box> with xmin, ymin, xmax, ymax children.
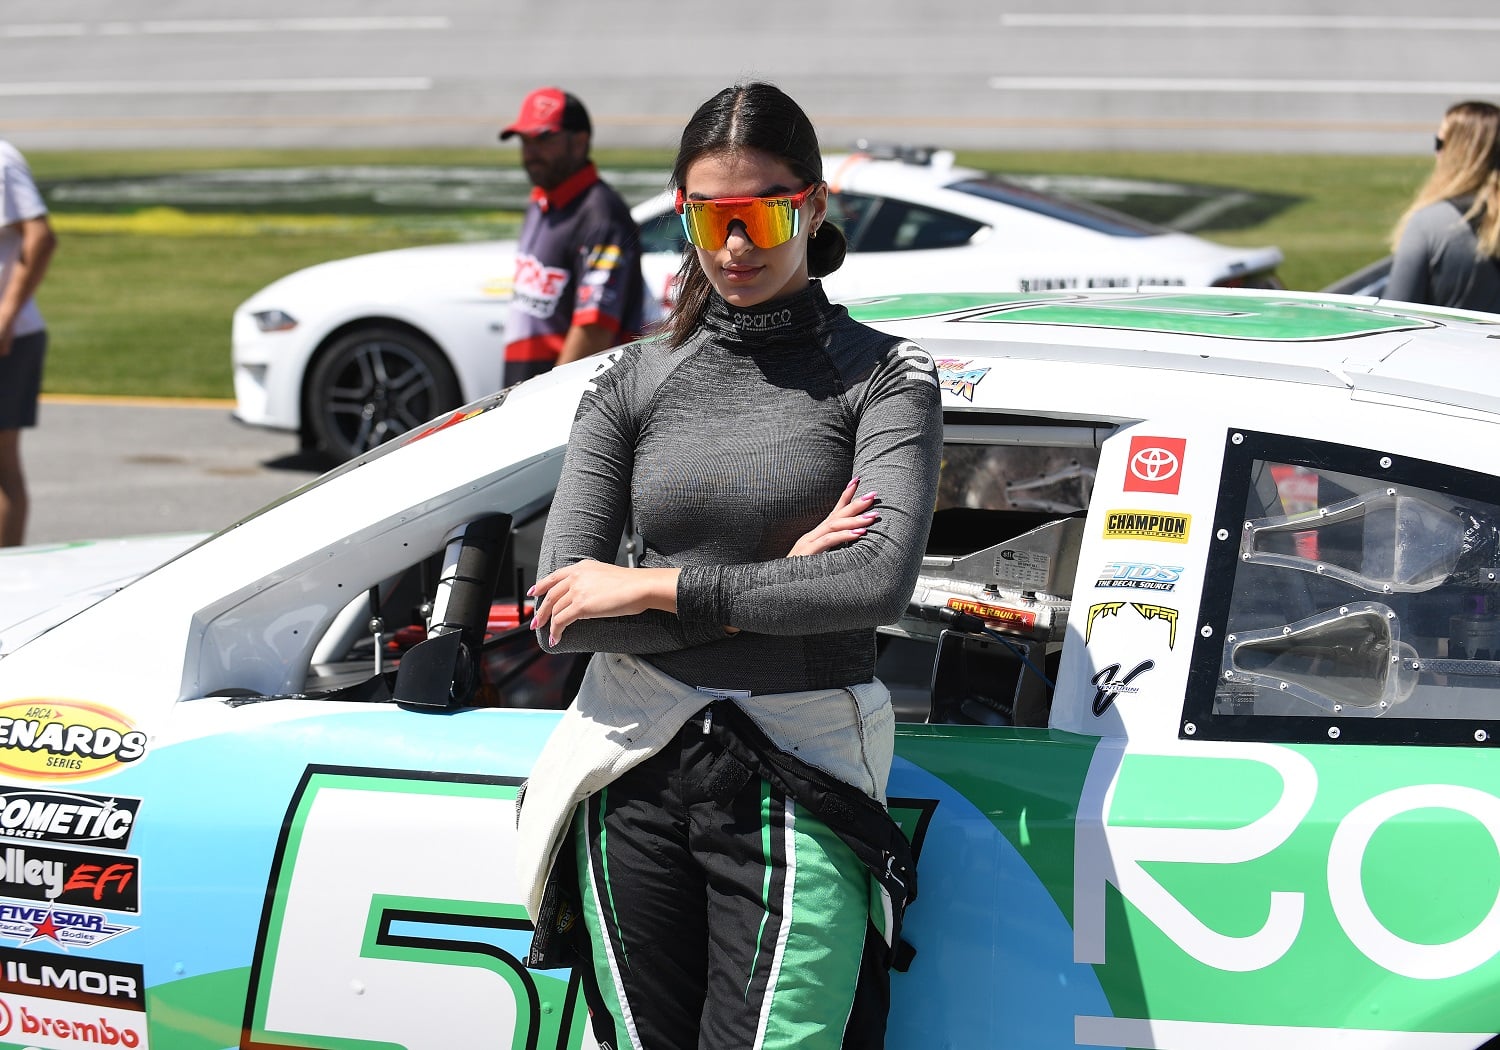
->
<box><xmin>499</xmin><ymin>87</ymin><xmax>592</xmax><ymax>140</ymax></box>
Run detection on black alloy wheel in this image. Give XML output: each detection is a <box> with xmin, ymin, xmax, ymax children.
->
<box><xmin>305</xmin><ymin>326</ymin><xmax>461</xmax><ymax>462</ymax></box>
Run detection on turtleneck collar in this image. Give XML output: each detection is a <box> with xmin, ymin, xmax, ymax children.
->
<box><xmin>700</xmin><ymin>280</ymin><xmax>845</xmax><ymax>350</ymax></box>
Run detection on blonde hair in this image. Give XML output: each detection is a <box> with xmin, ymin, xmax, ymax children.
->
<box><xmin>1393</xmin><ymin>100</ymin><xmax>1500</xmax><ymax>258</ymax></box>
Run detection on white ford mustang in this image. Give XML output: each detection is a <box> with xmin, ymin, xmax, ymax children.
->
<box><xmin>231</xmin><ymin>149</ymin><xmax>1284</xmax><ymax>461</ymax></box>
<box><xmin>9</xmin><ymin>287</ymin><xmax>1500</xmax><ymax>1049</ymax></box>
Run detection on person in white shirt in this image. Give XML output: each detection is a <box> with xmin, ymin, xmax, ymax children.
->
<box><xmin>0</xmin><ymin>140</ymin><xmax>57</xmax><ymax>547</ymax></box>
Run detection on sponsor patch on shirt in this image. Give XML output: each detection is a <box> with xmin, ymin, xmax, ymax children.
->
<box><xmin>513</xmin><ymin>252</ymin><xmax>571</xmax><ymax>319</ymax></box>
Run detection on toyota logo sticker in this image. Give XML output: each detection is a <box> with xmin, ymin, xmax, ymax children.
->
<box><xmin>1124</xmin><ymin>435</ymin><xmax>1187</xmax><ymax>495</ymax></box>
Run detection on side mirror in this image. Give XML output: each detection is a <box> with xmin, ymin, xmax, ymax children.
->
<box><xmin>395</xmin><ymin>513</ymin><xmax>510</xmax><ymax>709</ymax></box>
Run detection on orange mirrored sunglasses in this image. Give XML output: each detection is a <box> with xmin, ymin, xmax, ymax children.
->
<box><xmin>674</xmin><ymin>183</ymin><xmax>819</xmax><ymax>250</ymax></box>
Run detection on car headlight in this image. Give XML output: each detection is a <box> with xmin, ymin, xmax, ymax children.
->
<box><xmin>251</xmin><ymin>309</ymin><xmax>298</xmax><ymax>332</ymax></box>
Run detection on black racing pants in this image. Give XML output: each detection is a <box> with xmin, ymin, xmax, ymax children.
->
<box><xmin>573</xmin><ymin>705</ymin><xmax>871</xmax><ymax>1050</ymax></box>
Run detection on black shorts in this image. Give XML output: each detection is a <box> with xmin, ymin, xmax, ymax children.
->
<box><xmin>0</xmin><ymin>330</ymin><xmax>46</xmax><ymax>430</ymax></box>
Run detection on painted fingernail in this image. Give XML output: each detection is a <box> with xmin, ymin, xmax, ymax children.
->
<box><xmin>526</xmin><ymin>585</ymin><xmax>536</xmax><ymax>597</ymax></box>
<box><xmin>860</xmin><ymin>491</ymin><xmax>878</xmax><ymax>502</ymax></box>
<box><xmin>549</xmin><ymin>634</ymin><xmax>557</xmax><ymax>647</ymax></box>
<box><xmin>852</xmin><ymin>528</ymin><xmax>867</xmax><ymax>536</ymax></box>
<box><xmin>530</xmin><ymin>616</ymin><xmax>538</xmax><ymax>629</ymax></box>
<box><xmin>861</xmin><ymin>512</ymin><xmax>879</xmax><ymax>521</ymax></box>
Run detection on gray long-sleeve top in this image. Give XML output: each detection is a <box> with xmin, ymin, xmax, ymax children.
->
<box><xmin>536</xmin><ymin>280</ymin><xmax>943</xmax><ymax>694</ymax></box>
<box><xmin>1387</xmin><ymin>196</ymin><xmax>1500</xmax><ymax>313</ymax></box>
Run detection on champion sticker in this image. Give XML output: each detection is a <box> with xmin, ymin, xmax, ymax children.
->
<box><xmin>1103</xmin><ymin>510</ymin><xmax>1191</xmax><ymax>544</ymax></box>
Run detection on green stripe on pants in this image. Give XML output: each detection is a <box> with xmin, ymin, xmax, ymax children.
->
<box><xmin>753</xmin><ymin>798</ymin><xmax>869</xmax><ymax>1050</ymax></box>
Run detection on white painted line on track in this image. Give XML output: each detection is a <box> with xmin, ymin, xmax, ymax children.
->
<box><xmin>987</xmin><ymin>77</ymin><xmax>1500</xmax><ymax>96</ymax></box>
<box><xmin>2</xmin><ymin>17</ymin><xmax>449</xmax><ymax>38</ymax></box>
<box><xmin>0</xmin><ymin>79</ymin><xmax>433</xmax><ymax>97</ymax></box>
<box><xmin>140</xmin><ymin>17</ymin><xmax>451</xmax><ymax>34</ymax></box>
<box><xmin>0</xmin><ymin>24</ymin><xmax>87</xmax><ymax>38</ymax></box>
<box><xmin>999</xmin><ymin>14</ymin><xmax>1500</xmax><ymax>31</ymax></box>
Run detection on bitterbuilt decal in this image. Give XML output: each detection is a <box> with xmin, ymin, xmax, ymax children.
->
<box><xmin>1102</xmin><ymin>509</ymin><xmax>1191</xmax><ymax>544</ymax></box>
<box><xmin>0</xmin><ymin>703</ymin><xmax>147</xmax><ymax>783</ymax></box>
<box><xmin>946</xmin><ymin>598</ymin><xmax>1037</xmax><ymax>632</ymax></box>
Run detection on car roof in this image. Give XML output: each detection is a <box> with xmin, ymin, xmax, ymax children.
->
<box><xmin>849</xmin><ymin>288</ymin><xmax>1500</xmax><ymax>418</ymax></box>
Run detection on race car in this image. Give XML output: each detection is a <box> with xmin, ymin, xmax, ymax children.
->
<box><xmin>231</xmin><ymin>147</ymin><xmax>1284</xmax><ymax>462</ymax></box>
<box><xmin>9</xmin><ymin>286</ymin><xmax>1500</xmax><ymax>1049</ymax></box>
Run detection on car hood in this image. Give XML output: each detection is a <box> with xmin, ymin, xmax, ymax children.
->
<box><xmin>0</xmin><ymin>533</ymin><xmax>207</xmax><ymax>656</ymax></box>
<box><xmin>239</xmin><ymin>240</ymin><xmax>524</xmax><ymax>312</ymax></box>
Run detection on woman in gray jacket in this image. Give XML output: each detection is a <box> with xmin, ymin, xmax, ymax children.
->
<box><xmin>1388</xmin><ymin>100</ymin><xmax>1500</xmax><ymax>313</ymax></box>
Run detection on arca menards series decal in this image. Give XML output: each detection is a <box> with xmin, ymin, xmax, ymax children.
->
<box><xmin>0</xmin><ymin>702</ymin><xmax>147</xmax><ymax>782</ymax></box>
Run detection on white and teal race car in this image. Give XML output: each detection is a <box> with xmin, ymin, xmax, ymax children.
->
<box><xmin>3</xmin><ymin>288</ymin><xmax>1500</xmax><ymax>1049</ymax></box>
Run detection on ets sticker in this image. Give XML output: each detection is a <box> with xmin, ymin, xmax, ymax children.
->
<box><xmin>1123</xmin><ymin>435</ymin><xmax>1186</xmax><ymax>494</ymax></box>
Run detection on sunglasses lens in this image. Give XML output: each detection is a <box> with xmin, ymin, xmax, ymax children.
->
<box><xmin>680</xmin><ymin>204</ymin><xmax>726</xmax><ymax>250</ymax></box>
<box><xmin>680</xmin><ymin>196</ymin><xmax>800</xmax><ymax>250</ymax></box>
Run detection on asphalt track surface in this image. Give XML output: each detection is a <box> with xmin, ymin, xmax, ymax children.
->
<box><xmin>2</xmin><ymin>0</ymin><xmax>1496</xmax><ymax>155</ymax></box>
<box><xmin>24</xmin><ymin>397</ymin><xmax>322</xmax><ymax>545</ymax></box>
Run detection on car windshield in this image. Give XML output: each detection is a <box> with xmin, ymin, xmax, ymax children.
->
<box><xmin>948</xmin><ymin>178</ymin><xmax>1165</xmax><ymax>238</ymax></box>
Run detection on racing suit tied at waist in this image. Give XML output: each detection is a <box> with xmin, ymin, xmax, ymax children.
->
<box><xmin>513</xmin><ymin>651</ymin><xmax>913</xmax><ymax>961</ymax></box>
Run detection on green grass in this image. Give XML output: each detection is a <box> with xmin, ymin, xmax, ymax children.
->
<box><xmin>29</xmin><ymin>148</ymin><xmax>1432</xmax><ymax>400</ymax></box>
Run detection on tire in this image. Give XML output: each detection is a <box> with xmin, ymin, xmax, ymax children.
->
<box><xmin>305</xmin><ymin>326</ymin><xmax>461</xmax><ymax>462</ymax></box>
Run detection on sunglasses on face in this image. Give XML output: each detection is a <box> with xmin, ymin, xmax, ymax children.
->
<box><xmin>674</xmin><ymin>183</ymin><xmax>819</xmax><ymax>250</ymax></box>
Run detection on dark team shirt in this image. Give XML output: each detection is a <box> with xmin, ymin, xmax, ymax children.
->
<box><xmin>504</xmin><ymin>163</ymin><xmax>646</xmax><ymax>387</ymax></box>
<box><xmin>537</xmin><ymin>281</ymin><xmax>944</xmax><ymax>694</ymax></box>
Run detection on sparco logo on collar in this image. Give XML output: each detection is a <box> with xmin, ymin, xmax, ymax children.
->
<box><xmin>732</xmin><ymin>308</ymin><xmax>793</xmax><ymax>331</ymax></box>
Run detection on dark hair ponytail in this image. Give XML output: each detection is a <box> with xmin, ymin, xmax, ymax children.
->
<box><xmin>808</xmin><ymin>221</ymin><xmax>847</xmax><ymax>278</ymax></box>
<box><xmin>665</xmin><ymin>82</ymin><xmax>839</xmax><ymax>348</ymax></box>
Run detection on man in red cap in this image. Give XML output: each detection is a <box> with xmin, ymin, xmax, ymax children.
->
<box><xmin>499</xmin><ymin>87</ymin><xmax>645</xmax><ymax>387</ymax></box>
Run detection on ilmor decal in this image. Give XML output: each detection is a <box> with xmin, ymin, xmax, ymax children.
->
<box><xmin>0</xmin><ymin>946</ymin><xmax>143</xmax><ymax>1009</ymax></box>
